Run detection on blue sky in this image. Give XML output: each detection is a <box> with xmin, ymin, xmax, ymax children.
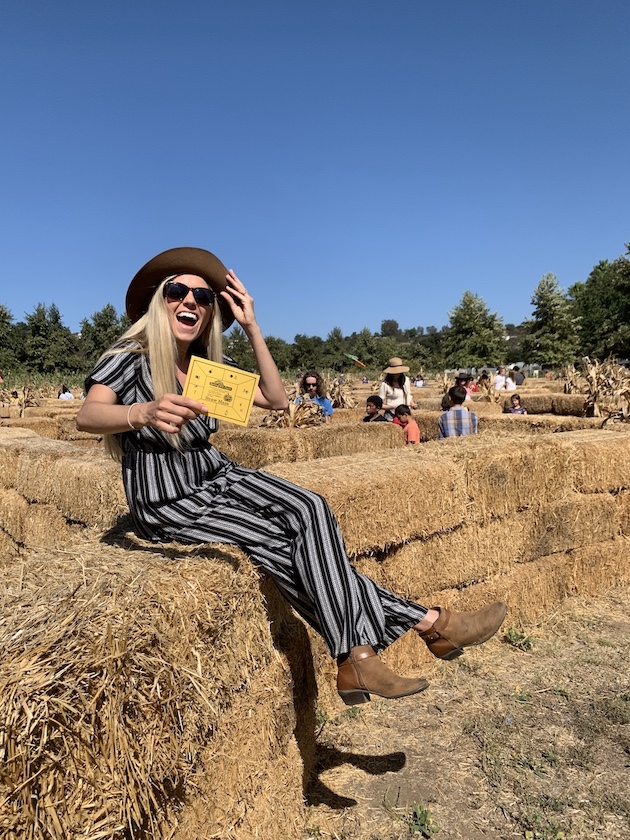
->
<box><xmin>1</xmin><ymin>1</ymin><xmax>628</xmax><ymax>342</ymax></box>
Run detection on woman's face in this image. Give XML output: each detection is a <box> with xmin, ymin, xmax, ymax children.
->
<box><xmin>163</xmin><ymin>274</ymin><xmax>214</xmax><ymax>345</ymax></box>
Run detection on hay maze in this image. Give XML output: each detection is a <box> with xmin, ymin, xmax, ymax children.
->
<box><xmin>1</xmin><ymin>385</ymin><xmax>629</xmax><ymax>839</ymax></box>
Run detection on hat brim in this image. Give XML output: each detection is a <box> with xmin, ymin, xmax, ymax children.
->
<box><xmin>384</xmin><ymin>365</ymin><xmax>409</xmax><ymax>374</ymax></box>
<box><xmin>126</xmin><ymin>247</ymin><xmax>234</xmax><ymax>330</ymax></box>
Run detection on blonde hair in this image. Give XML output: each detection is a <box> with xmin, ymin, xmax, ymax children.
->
<box><xmin>102</xmin><ymin>277</ymin><xmax>223</xmax><ymax>460</ymax></box>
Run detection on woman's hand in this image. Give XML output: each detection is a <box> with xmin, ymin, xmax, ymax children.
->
<box><xmin>220</xmin><ymin>270</ymin><xmax>257</xmax><ymax>332</ymax></box>
<box><xmin>136</xmin><ymin>394</ymin><xmax>208</xmax><ymax>434</ymax></box>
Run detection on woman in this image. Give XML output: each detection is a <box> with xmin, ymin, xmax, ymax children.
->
<box><xmin>296</xmin><ymin>370</ymin><xmax>333</xmax><ymax>422</ymax></box>
<box><xmin>77</xmin><ymin>247</ymin><xmax>506</xmax><ymax>705</ymax></box>
<box><xmin>378</xmin><ymin>358</ymin><xmax>417</xmax><ymax>422</ymax></box>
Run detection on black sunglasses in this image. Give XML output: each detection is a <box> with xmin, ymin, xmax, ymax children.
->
<box><xmin>305</xmin><ymin>382</ymin><xmax>318</xmax><ymax>388</ymax></box>
<box><xmin>163</xmin><ymin>281</ymin><xmax>215</xmax><ymax>306</ymax></box>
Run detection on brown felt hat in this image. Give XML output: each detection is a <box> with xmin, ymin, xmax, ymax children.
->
<box><xmin>383</xmin><ymin>357</ymin><xmax>409</xmax><ymax>374</ymax></box>
<box><xmin>126</xmin><ymin>247</ymin><xmax>234</xmax><ymax>329</ymax></box>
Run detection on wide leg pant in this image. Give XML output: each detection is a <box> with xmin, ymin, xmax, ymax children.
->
<box><xmin>129</xmin><ymin>455</ymin><xmax>429</xmax><ymax>658</ymax></box>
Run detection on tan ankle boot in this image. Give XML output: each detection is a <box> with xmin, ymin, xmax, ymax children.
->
<box><xmin>417</xmin><ymin>602</ymin><xmax>507</xmax><ymax>661</ymax></box>
<box><xmin>337</xmin><ymin>645</ymin><xmax>429</xmax><ymax>706</ymax></box>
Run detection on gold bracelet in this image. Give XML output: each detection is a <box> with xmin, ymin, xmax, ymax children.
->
<box><xmin>127</xmin><ymin>402</ymin><xmax>138</xmax><ymax>430</ymax></box>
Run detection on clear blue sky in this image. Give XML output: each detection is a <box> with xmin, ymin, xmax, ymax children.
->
<box><xmin>1</xmin><ymin>1</ymin><xmax>628</xmax><ymax>341</ymax></box>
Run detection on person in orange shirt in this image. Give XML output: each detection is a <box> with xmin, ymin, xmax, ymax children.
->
<box><xmin>394</xmin><ymin>404</ymin><xmax>420</xmax><ymax>445</ymax></box>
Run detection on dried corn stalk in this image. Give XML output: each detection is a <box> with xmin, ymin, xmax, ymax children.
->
<box><xmin>260</xmin><ymin>398</ymin><xmax>325</xmax><ymax>428</ymax></box>
<box><xmin>580</xmin><ymin>357</ymin><xmax>630</xmax><ymax>421</ymax></box>
<box><xmin>562</xmin><ymin>364</ymin><xmax>585</xmax><ymax>394</ymax></box>
<box><xmin>330</xmin><ymin>377</ymin><xmax>357</xmax><ymax>409</ymax></box>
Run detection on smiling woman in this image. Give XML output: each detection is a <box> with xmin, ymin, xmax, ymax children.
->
<box><xmin>76</xmin><ymin>246</ymin><xmax>507</xmax><ymax>708</ymax></box>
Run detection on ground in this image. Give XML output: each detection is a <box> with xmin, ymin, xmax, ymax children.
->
<box><xmin>303</xmin><ymin>589</ymin><xmax>630</xmax><ymax>840</ymax></box>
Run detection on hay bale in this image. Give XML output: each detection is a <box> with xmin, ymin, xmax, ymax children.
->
<box><xmin>0</xmin><ymin>528</ymin><xmax>20</xmax><ymax>564</ymax></box>
<box><xmin>424</xmin><ymin>435</ymin><xmax>574</xmax><ymax>522</ymax></box>
<box><xmin>268</xmin><ymin>450</ymin><xmax>469</xmax><ymax>555</ymax></box>
<box><xmin>479</xmin><ymin>414</ymin><xmax>604</xmax><ymax>435</ymax></box>
<box><xmin>0</xmin><ymin>488</ymin><xmax>76</xmax><ymax>549</ymax></box>
<box><xmin>375</xmin><ymin>536</ymin><xmax>630</xmax><ymax>682</ymax></box>
<box><xmin>551</xmin><ymin>394</ymin><xmax>587</xmax><ymax>416</ymax></box>
<box><xmin>0</xmin><ymin>432</ymin><xmax>28</xmax><ymax>488</ymax></box>
<box><xmin>0</xmin><ymin>417</ymin><xmax>65</xmax><ymax>438</ymax></box>
<box><xmin>9</xmin><ymin>438</ymin><xmax>126</xmax><ymax>529</ymax></box>
<box><xmin>515</xmin><ymin>394</ymin><xmax>554</xmax><ymax>414</ymax></box>
<box><xmin>615</xmin><ymin>490</ymin><xmax>630</xmax><ymax>536</ymax></box>
<box><xmin>0</xmin><ymin>538</ymin><xmax>311</xmax><ymax>840</ymax></box>
<box><xmin>557</xmin><ymin>428</ymin><xmax>630</xmax><ymax>493</ymax></box>
<box><xmin>213</xmin><ymin>423</ymin><xmax>404</xmax><ymax>468</ymax></box>
<box><xmin>354</xmin><ymin>493</ymin><xmax>619</xmax><ymax>602</ymax></box>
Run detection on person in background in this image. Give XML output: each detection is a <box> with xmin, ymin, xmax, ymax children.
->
<box><xmin>379</xmin><ymin>358</ymin><xmax>416</xmax><ymax>421</ymax></box>
<box><xmin>438</xmin><ymin>385</ymin><xmax>478</xmax><ymax>439</ymax></box>
<box><xmin>512</xmin><ymin>366</ymin><xmax>526</xmax><ymax>386</ymax></box>
<box><xmin>474</xmin><ymin>370</ymin><xmax>491</xmax><ymax>393</ymax></box>
<box><xmin>441</xmin><ymin>371</ymin><xmax>473</xmax><ymax>410</ymax></box>
<box><xmin>363</xmin><ymin>395</ymin><xmax>387</xmax><ymax>422</ymax></box>
<box><xmin>76</xmin><ymin>245</ymin><xmax>507</xmax><ymax>708</ymax></box>
<box><xmin>296</xmin><ymin>371</ymin><xmax>333</xmax><ymax>423</ymax></box>
<box><xmin>494</xmin><ymin>366</ymin><xmax>516</xmax><ymax>391</ymax></box>
<box><xmin>58</xmin><ymin>384</ymin><xmax>75</xmax><ymax>400</ymax></box>
<box><xmin>508</xmin><ymin>393</ymin><xmax>527</xmax><ymax>414</ymax></box>
<box><xmin>394</xmin><ymin>404</ymin><xmax>420</xmax><ymax>445</ymax></box>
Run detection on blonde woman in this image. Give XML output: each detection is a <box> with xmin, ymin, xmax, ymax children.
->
<box><xmin>77</xmin><ymin>247</ymin><xmax>507</xmax><ymax>706</ymax></box>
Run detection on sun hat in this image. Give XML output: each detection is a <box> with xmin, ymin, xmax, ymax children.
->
<box><xmin>383</xmin><ymin>357</ymin><xmax>410</xmax><ymax>374</ymax></box>
<box><xmin>125</xmin><ymin>247</ymin><xmax>235</xmax><ymax>329</ymax></box>
<box><xmin>455</xmin><ymin>371</ymin><xmax>473</xmax><ymax>381</ymax></box>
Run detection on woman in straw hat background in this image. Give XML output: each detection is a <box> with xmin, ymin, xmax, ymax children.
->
<box><xmin>378</xmin><ymin>357</ymin><xmax>417</xmax><ymax>422</ymax></box>
<box><xmin>77</xmin><ymin>247</ymin><xmax>506</xmax><ymax>706</ymax></box>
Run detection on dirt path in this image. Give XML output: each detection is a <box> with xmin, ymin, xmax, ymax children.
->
<box><xmin>303</xmin><ymin>589</ymin><xmax>630</xmax><ymax>840</ymax></box>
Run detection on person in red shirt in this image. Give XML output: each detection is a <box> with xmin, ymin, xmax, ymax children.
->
<box><xmin>394</xmin><ymin>404</ymin><xmax>420</xmax><ymax>444</ymax></box>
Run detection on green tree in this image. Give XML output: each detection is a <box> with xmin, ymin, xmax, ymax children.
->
<box><xmin>569</xmin><ymin>248</ymin><xmax>630</xmax><ymax>359</ymax></box>
<box><xmin>264</xmin><ymin>336</ymin><xmax>293</xmax><ymax>373</ymax></box>
<box><xmin>24</xmin><ymin>303</ymin><xmax>81</xmax><ymax>374</ymax></box>
<box><xmin>0</xmin><ymin>304</ymin><xmax>20</xmax><ymax>374</ymax></box>
<box><xmin>346</xmin><ymin>328</ymin><xmax>380</xmax><ymax>368</ymax></box>
<box><xmin>380</xmin><ymin>319</ymin><xmax>401</xmax><ymax>338</ymax></box>
<box><xmin>224</xmin><ymin>325</ymin><xmax>255</xmax><ymax>370</ymax></box>
<box><xmin>291</xmin><ymin>334</ymin><xmax>325</xmax><ymax>371</ymax></box>
<box><xmin>79</xmin><ymin>304</ymin><xmax>128</xmax><ymax>369</ymax></box>
<box><xmin>442</xmin><ymin>291</ymin><xmax>506</xmax><ymax>368</ymax></box>
<box><xmin>321</xmin><ymin>326</ymin><xmax>347</xmax><ymax>371</ymax></box>
<box><xmin>521</xmin><ymin>274</ymin><xmax>579</xmax><ymax>366</ymax></box>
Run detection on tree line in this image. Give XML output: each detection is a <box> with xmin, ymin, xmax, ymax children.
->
<box><xmin>0</xmin><ymin>244</ymin><xmax>628</xmax><ymax>384</ymax></box>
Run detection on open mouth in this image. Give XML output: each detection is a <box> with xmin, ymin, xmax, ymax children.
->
<box><xmin>176</xmin><ymin>311</ymin><xmax>199</xmax><ymax>327</ymax></box>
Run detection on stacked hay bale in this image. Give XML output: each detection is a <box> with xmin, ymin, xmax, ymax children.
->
<box><xmin>1</xmin><ymin>423</ymin><xmax>630</xmax><ymax>838</ymax></box>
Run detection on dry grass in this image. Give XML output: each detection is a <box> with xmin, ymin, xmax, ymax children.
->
<box><xmin>303</xmin><ymin>588</ymin><xmax>630</xmax><ymax>840</ymax></box>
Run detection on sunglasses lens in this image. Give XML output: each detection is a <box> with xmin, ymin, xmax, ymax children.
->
<box><xmin>164</xmin><ymin>282</ymin><xmax>214</xmax><ymax>305</ymax></box>
<box><xmin>192</xmin><ymin>288</ymin><xmax>214</xmax><ymax>305</ymax></box>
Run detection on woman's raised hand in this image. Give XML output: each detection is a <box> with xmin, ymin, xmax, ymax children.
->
<box><xmin>220</xmin><ymin>270</ymin><xmax>257</xmax><ymax>331</ymax></box>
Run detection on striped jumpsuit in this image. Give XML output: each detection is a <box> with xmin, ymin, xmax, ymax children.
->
<box><xmin>87</xmin><ymin>350</ymin><xmax>428</xmax><ymax>657</ymax></box>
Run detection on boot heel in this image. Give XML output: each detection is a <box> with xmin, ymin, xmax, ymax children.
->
<box><xmin>441</xmin><ymin>647</ymin><xmax>464</xmax><ymax>661</ymax></box>
<box><xmin>338</xmin><ymin>689</ymin><xmax>371</xmax><ymax>706</ymax></box>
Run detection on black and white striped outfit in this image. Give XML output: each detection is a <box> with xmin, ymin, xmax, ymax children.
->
<box><xmin>87</xmin><ymin>349</ymin><xmax>428</xmax><ymax>657</ymax></box>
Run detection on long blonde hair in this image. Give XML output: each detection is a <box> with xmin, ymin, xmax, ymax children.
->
<box><xmin>102</xmin><ymin>277</ymin><xmax>223</xmax><ymax>460</ymax></box>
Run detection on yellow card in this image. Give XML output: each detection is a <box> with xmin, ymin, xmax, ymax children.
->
<box><xmin>183</xmin><ymin>356</ymin><xmax>260</xmax><ymax>427</ymax></box>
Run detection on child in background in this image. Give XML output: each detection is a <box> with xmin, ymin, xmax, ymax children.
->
<box><xmin>363</xmin><ymin>395</ymin><xmax>387</xmax><ymax>422</ymax></box>
<box><xmin>508</xmin><ymin>393</ymin><xmax>527</xmax><ymax>414</ymax></box>
<box><xmin>394</xmin><ymin>404</ymin><xmax>420</xmax><ymax>445</ymax></box>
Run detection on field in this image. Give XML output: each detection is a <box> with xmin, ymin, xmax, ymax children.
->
<box><xmin>304</xmin><ymin>590</ymin><xmax>629</xmax><ymax>840</ymax></box>
<box><xmin>1</xmin><ymin>376</ymin><xmax>629</xmax><ymax>839</ymax></box>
